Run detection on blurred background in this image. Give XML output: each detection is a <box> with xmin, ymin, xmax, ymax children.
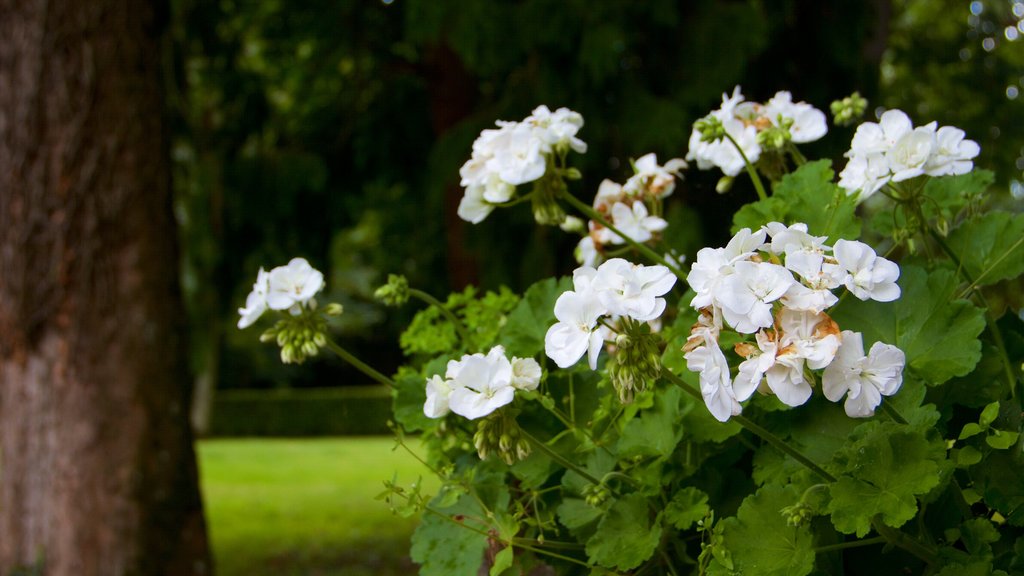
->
<box><xmin>169</xmin><ymin>0</ymin><xmax>1024</xmax><ymax>573</ymax></box>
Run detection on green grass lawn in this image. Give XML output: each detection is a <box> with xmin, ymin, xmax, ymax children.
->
<box><xmin>198</xmin><ymin>437</ymin><xmax>438</xmax><ymax>576</ymax></box>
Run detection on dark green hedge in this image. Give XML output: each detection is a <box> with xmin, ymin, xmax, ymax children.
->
<box><xmin>209</xmin><ymin>386</ymin><xmax>392</xmax><ymax>437</ymax></box>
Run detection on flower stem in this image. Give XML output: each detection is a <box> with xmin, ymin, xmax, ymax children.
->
<box><xmin>723</xmin><ymin>132</ymin><xmax>768</xmax><ymax>202</ymax></box>
<box><xmin>520</xmin><ymin>428</ymin><xmax>602</xmax><ymax>486</ymax></box>
<box><xmin>324</xmin><ymin>337</ymin><xmax>395</xmax><ymax>388</ymax></box>
<box><xmin>814</xmin><ymin>536</ymin><xmax>887</xmax><ymax>553</ymax></box>
<box><xmin>408</xmin><ymin>287</ymin><xmax>472</xmax><ymax>347</ymax></box>
<box><xmin>871</xmin><ymin>516</ymin><xmax>939</xmax><ymax>565</ymax></box>
<box><xmin>660</xmin><ymin>369</ymin><xmax>836</xmax><ymax>482</ymax></box>
<box><xmin>558</xmin><ymin>189</ymin><xmax>687</xmax><ymax>280</ymax></box>
<box><xmin>880</xmin><ymin>402</ymin><xmax>908</xmax><ymax>425</ymax></box>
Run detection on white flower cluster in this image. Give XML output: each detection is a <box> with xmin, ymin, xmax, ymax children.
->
<box><xmin>684</xmin><ymin>224</ymin><xmax>904</xmax><ymax>421</ymax></box>
<box><xmin>838</xmin><ymin>109</ymin><xmax>980</xmax><ymax>202</ymax></box>
<box><xmin>545</xmin><ymin>259</ymin><xmax>676</xmax><ymax>369</ymax></box>
<box><xmin>423</xmin><ymin>345</ymin><xmax>542</xmax><ymax>420</ymax></box>
<box><xmin>575</xmin><ymin>154</ymin><xmax>686</xmax><ymax>267</ymax></box>
<box><xmin>237</xmin><ymin>257</ymin><xmax>326</xmax><ymax>328</ymax></box>
<box><xmin>458</xmin><ymin>105</ymin><xmax>587</xmax><ymax>224</ymax></box>
<box><xmin>687</xmin><ymin>87</ymin><xmax>828</xmax><ymax>177</ymax></box>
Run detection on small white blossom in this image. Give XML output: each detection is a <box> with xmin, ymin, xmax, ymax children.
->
<box><xmin>688</xmin><ymin>227</ymin><xmax>767</xmax><ymax>310</ymax></box>
<box><xmin>832</xmin><ymin>239</ymin><xmax>901</xmax><ymax>302</ymax></box>
<box><xmin>622</xmin><ymin>153</ymin><xmax>687</xmax><ymax>198</ymax></box>
<box><xmin>511</xmin><ymin>357</ymin><xmax>542</xmax><ymax>391</ymax></box>
<box><xmin>888</xmin><ymin>124</ymin><xmax>937</xmax><ymax>182</ymax></box>
<box><xmin>544</xmin><ymin>267</ymin><xmax>608</xmax><ymax>369</ymax></box>
<box><xmin>686</xmin><ymin>341</ymin><xmax>742</xmax><ymax>423</ymax></box>
<box><xmin>593</xmin><ymin>259</ymin><xmax>676</xmax><ymax>322</ymax></box>
<box><xmin>238</xmin><ymin>267</ymin><xmax>270</xmax><ymax>329</ymax></box>
<box><xmin>605</xmin><ymin>201</ymin><xmax>668</xmax><ymax>245</ymax></box>
<box><xmin>266</xmin><ymin>258</ymin><xmax>325</xmax><ymax>311</ymax></box>
<box><xmin>823</xmin><ymin>331</ymin><xmax>905</xmax><ymax>417</ymax></box>
<box><xmin>447</xmin><ymin>346</ymin><xmax>517</xmax><ymax>420</ymax></box>
<box><xmin>764</xmin><ymin>91</ymin><xmax>828</xmax><ymax>143</ymax></box>
<box><xmin>718</xmin><ymin>261</ymin><xmax>795</xmax><ymax>334</ymax></box>
<box><xmin>925</xmin><ymin>126</ymin><xmax>980</xmax><ymax>177</ymax></box>
<box><xmin>423</xmin><ymin>375</ymin><xmax>452</xmax><ymax>418</ymax></box>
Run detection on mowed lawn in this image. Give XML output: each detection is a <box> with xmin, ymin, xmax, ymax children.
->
<box><xmin>198</xmin><ymin>437</ymin><xmax>439</xmax><ymax>576</ymax></box>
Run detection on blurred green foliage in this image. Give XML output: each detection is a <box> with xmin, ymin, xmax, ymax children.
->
<box><xmin>209</xmin><ymin>387</ymin><xmax>392</xmax><ymax>436</ymax></box>
<box><xmin>166</xmin><ymin>0</ymin><xmax>1019</xmax><ymax>392</ymax></box>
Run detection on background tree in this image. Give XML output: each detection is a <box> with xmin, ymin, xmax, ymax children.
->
<box><xmin>0</xmin><ymin>0</ymin><xmax>211</xmax><ymax>573</ymax></box>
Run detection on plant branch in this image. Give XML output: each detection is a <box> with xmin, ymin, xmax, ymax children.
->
<box><xmin>520</xmin><ymin>429</ymin><xmax>602</xmax><ymax>486</ymax></box>
<box><xmin>723</xmin><ymin>132</ymin><xmax>768</xmax><ymax>201</ymax></box>
<box><xmin>324</xmin><ymin>337</ymin><xmax>395</xmax><ymax>388</ymax></box>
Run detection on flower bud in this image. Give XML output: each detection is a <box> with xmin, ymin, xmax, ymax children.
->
<box><xmin>695</xmin><ymin>116</ymin><xmax>726</xmax><ymax>143</ymax></box>
<box><xmin>313</xmin><ymin>332</ymin><xmax>327</xmax><ymax>347</ymax></box>
<box><xmin>559</xmin><ymin>215</ymin><xmax>586</xmax><ymax>234</ymax></box>
<box><xmin>562</xmin><ymin>167</ymin><xmax>582</xmax><ymax>180</ymax></box>
<box><xmin>830</xmin><ymin>92</ymin><xmax>868</xmax><ymax>127</ymax></box>
<box><xmin>323</xmin><ymin>302</ymin><xmax>344</xmax><ymax>316</ymax></box>
<box><xmin>716</xmin><ymin>176</ymin><xmax>734</xmax><ymax>194</ymax></box>
<box><xmin>374</xmin><ymin>274</ymin><xmax>410</xmax><ymax>307</ymax></box>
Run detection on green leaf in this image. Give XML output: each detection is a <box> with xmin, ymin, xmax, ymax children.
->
<box><xmin>617</xmin><ymin>385</ymin><xmax>684</xmax><ymax>459</ymax></box>
<box><xmin>706</xmin><ymin>484</ymin><xmax>815</xmax><ymax>576</ymax></box>
<box><xmin>827</xmin><ymin>422</ymin><xmax>946</xmax><ymax>536</ymax></box>
<box><xmin>956</xmin><ymin>446</ymin><xmax>983</xmax><ymax>467</ymax></box>
<box><xmin>980</xmin><ymin>401</ymin><xmax>1000</xmax><ymax>427</ymax></box>
<box><xmin>557</xmin><ymin>498</ymin><xmax>603</xmax><ymax>532</ymax></box>
<box><xmin>831</xmin><ymin>265</ymin><xmax>986</xmax><ymax>385</ymax></box>
<box><xmin>392</xmin><ymin>364</ymin><xmax>436</xmax><ymax>432</ymax></box>
<box><xmin>959</xmin><ymin>422</ymin><xmax>986</xmax><ymax>440</ymax></box>
<box><xmin>410</xmin><ymin>492</ymin><xmax>488</xmax><ymax>576</ymax></box>
<box><xmin>585</xmin><ymin>494</ymin><xmax>662</xmax><ymax>571</ymax></box>
<box><xmin>664</xmin><ymin>487</ymin><xmax>710</xmax><ymax>530</ymax></box>
<box><xmin>985</xmin><ymin>429</ymin><xmax>1020</xmax><ymax>449</ymax></box>
<box><xmin>731</xmin><ymin>160</ymin><xmax>860</xmax><ymax>243</ymax></box>
<box><xmin>921</xmin><ymin>170</ymin><xmax>993</xmax><ymax>223</ymax></box>
<box><xmin>947</xmin><ymin>211</ymin><xmax>1024</xmax><ymax>288</ymax></box>
<box><xmin>497</xmin><ymin>277</ymin><xmax>572</xmax><ymax>358</ymax></box>
<box><xmin>490</xmin><ymin>546</ymin><xmax>514</xmax><ymax>576</ymax></box>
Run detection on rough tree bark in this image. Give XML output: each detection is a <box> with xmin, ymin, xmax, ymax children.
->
<box><xmin>0</xmin><ymin>0</ymin><xmax>211</xmax><ymax>574</ymax></box>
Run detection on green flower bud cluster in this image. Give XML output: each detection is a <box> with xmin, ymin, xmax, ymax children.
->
<box><xmin>531</xmin><ymin>183</ymin><xmax>567</xmax><ymax>227</ymax></box>
<box><xmin>694</xmin><ymin>116</ymin><xmax>726</xmax><ymax>143</ymax></box>
<box><xmin>756</xmin><ymin>115</ymin><xmax>793</xmax><ymax>151</ymax></box>
<box><xmin>473</xmin><ymin>412</ymin><xmax>531</xmax><ymax>465</ymax></box>
<box><xmin>830</xmin><ymin>92</ymin><xmax>868</xmax><ymax>127</ymax></box>
<box><xmin>582</xmin><ymin>483</ymin><xmax>611</xmax><ymax>508</ymax></box>
<box><xmin>374</xmin><ymin>274</ymin><xmax>410</xmax><ymax>307</ymax></box>
<box><xmin>607</xmin><ymin>318</ymin><xmax>662</xmax><ymax>403</ymax></box>
<box><xmin>780</xmin><ymin>501</ymin><xmax>814</xmax><ymax>528</ymax></box>
<box><xmin>260</xmin><ymin>310</ymin><xmax>330</xmax><ymax>364</ymax></box>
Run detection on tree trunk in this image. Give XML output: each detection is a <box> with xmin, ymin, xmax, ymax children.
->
<box><xmin>0</xmin><ymin>0</ymin><xmax>211</xmax><ymax>574</ymax></box>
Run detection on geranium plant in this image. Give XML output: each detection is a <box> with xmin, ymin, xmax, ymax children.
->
<box><xmin>238</xmin><ymin>89</ymin><xmax>1024</xmax><ymax>575</ymax></box>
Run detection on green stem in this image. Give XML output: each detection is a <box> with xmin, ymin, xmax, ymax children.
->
<box><xmin>324</xmin><ymin>338</ymin><xmax>395</xmax><ymax>388</ymax></box>
<box><xmin>408</xmin><ymin>287</ymin><xmax>472</xmax><ymax>347</ymax></box>
<box><xmin>659</xmin><ymin>369</ymin><xmax>836</xmax><ymax>482</ymax></box>
<box><xmin>880</xmin><ymin>402</ymin><xmax>909</xmax><ymax>425</ymax></box>
<box><xmin>872</xmin><ymin>517</ymin><xmax>939</xmax><ymax>565</ymax></box>
<box><xmin>814</xmin><ymin>536</ymin><xmax>887</xmax><ymax>553</ymax></box>
<box><xmin>558</xmin><ymin>190</ymin><xmax>687</xmax><ymax>280</ymax></box>
<box><xmin>520</xmin><ymin>429</ymin><xmax>602</xmax><ymax>486</ymax></box>
<box><xmin>723</xmin><ymin>132</ymin><xmax>768</xmax><ymax>201</ymax></box>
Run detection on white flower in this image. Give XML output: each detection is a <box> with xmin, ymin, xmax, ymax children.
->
<box><xmin>457</xmin><ymin>184</ymin><xmax>496</xmax><ymax>224</ymax></box>
<box><xmin>686</xmin><ymin>342</ymin><xmax>742</xmax><ymax>422</ymax></box>
<box><xmin>575</xmin><ymin>235</ymin><xmax>601</xmax><ymax>267</ymax></box>
<box><xmin>593</xmin><ymin>179</ymin><xmax>624</xmax><ymax>210</ymax></box>
<box><xmin>688</xmin><ymin>227</ymin><xmax>767</xmax><ymax>310</ymax></box>
<box><xmin>238</xmin><ymin>267</ymin><xmax>270</xmax><ymax>329</ymax></box>
<box><xmin>734</xmin><ymin>329</ymin><xmax>812</xmax><ymax>407</ymax></box>
<box><xmin>838</xmin><ymin>152</ymin><xmax>890</xmax><ymax>200</ymax></box>
<box><xmin>605</xmin><ymin>201</ymin><xmax>668</xmax><ymax>245</ymax></box>
<box><xmin>511</xmin><ymin>357</ymin><xmax>542</xmax><ymax>391</ymax></box>
<box><xmin>266</xmin><ymin>257</ymin><xmax>325</xmax><ymax>311</ymax></box>
<box><xmin>486</xmin><ymin>122</ymin><xmax>547</xmax><ymax>186</ymax></box>
<box><xmin>560</xmin><ymin>215</ymin><xmax>585</xmax><ymax>234</ymax></box>
<box><xmin>593</xmin><ymin>259</ymin><xmax>676</xmax><ymax>322</ymax></box>
<box><xmin>686</xmin><ymin>87</ymin><xmax>762</xmax><ymax>177</ymax></box>
<box><xmin>888</xmin><ymin>124</ymin><xmax>936</xmax><ymax>182</ymax></box>
<box><xmin>832</xmin><ymin>239</ymin><xmax>901</xmax><ymax>302</ymax></box>
<box><xmin>718</xmin><ymin>261</ymin><xmax>795</xmax><ymax>333</ymax></box>
<box><xmin>622</xmin><ymin>153</ymin><xmax>687</xmax><ymax>198</ymax></box>
<box><xmin>527</xmin><ymin>105</ymin><xmax>587</xmax><ymax>154</ymax></box>
<box><xmin>777</xmin><ymin>308</ymin><xmax>841</xmax><ymax>370</ymax></box>
<box><xmin>877</xmin><ymin>109</ymin><xmax>914</xmax><ymax>147</ymax></box>
<box><xmin>423</xmin><ymin>375</ymin><xmax>452</xmax><ymax>418</ymax></box>
<box><xmin>447</xmin><ymin>346</ymin><xmax>516</xmax><ymax>420</ymax></box>
<box><xmin>925</xmin><ymin>126</ymin><xmax>980</xmax><ymax>177</ymax></box>
<box><xmin>764</xmin><ymin>91</ymin><xmax>828</xmax><ymax>143</ymax></box>
<box><xmin>763</xmin><ymin>222</ymin><xmax>827</xmax><ymax>258</ymax></box>
<box><xmin>544</xmin><ymin>267</ymin><xmax>609</xmax><ymax>369</ymax></box>
<box><xmin>823</xmin><ymin>331</ymin><xmax>905</xmax><ymax>418</ymax></box>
